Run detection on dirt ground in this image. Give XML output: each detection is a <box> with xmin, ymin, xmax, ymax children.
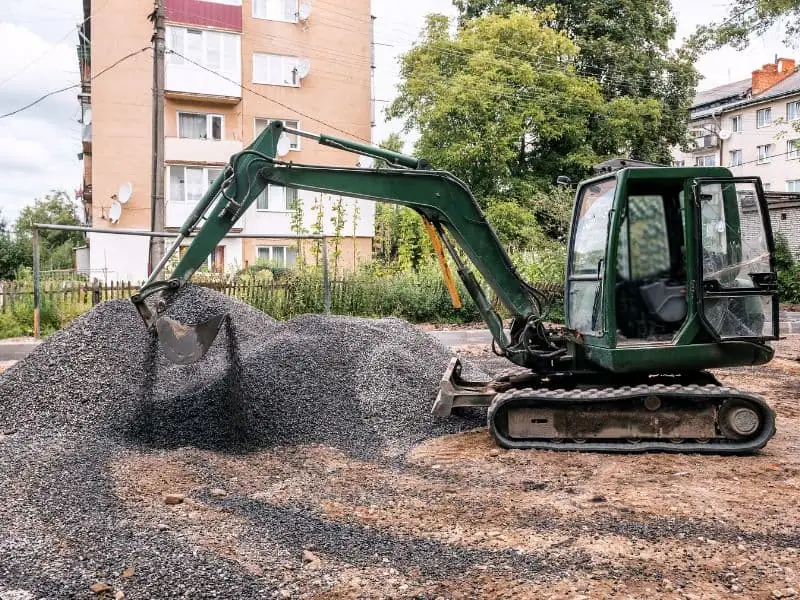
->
<box><xmin>92</xmin><ymin>338</ymin><xmax>800</xmax><ymax>598</ymax></box>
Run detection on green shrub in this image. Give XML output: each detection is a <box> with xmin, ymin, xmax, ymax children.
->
<box><xmin>775</xmin><ymin>234</ymin><xmax>800</xmax><ymax>304</ymax></box>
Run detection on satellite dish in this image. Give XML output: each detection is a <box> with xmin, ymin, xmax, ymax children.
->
<box><xmin>298</xmin><ymin>2</ymin><xmax>312</xmax><ymax>21</ymax></box>
<box><xmin>276</xmin><ymin>133</ymin><xmax>292</xmax><ymax>157</ymax></box>
<box><xmin>118</xmin><ymin>181</ymin><xmax>133</xmax><ymax>204</ymax></box>
<box><xmin>108</xmin><ymin>201</ymin><xmax>122</xmax><ymax>224</ymax></box>
<box><xmin>357</xmin><ymin>155</ymin><xmax>375</xmax><ymax>169</ymax></box>
<box><xmin>296</xmin><ymin>58</ymin><xmax>311</xmax><ymax>79</ymax></box>
<box><xmin>718</xmin><ymin>129</ymin><xmax>732</xmax><ymax>140</ymax></box>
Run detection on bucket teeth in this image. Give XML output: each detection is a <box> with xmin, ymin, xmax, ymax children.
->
<box><xmin>155</xmin><ymin>313</ymin><xmax>227</xmax><ymax>365</ymax></box>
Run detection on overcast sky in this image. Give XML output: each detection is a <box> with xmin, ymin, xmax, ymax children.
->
<box><xmin>0</xmin><ymin>0</ymin><xmax>795</xmax><ymax>224</ymax></box>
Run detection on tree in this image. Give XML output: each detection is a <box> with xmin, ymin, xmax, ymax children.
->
<box><xmin>14</xmin><ymin>191</ymin><xmax>84</xmax><ymax>272</ymax></box>
<box><xmin>388</xmin><ymin>8</ymin><xmax>665</xmax><ymax>236</ymax></box>
<box><xmin>689</xmin><ymin>0</ymin><xmax>800</xmax><ymax>52</ymax></box>
<box><xmin>453</xmin><ymin>0</ymin><xmax>698</xmax><ymax>164</ymax></box>
<box><xmin>0</xmin><ymin>211</ymin><xmax>27</xmax><ymax>280</ymax></box>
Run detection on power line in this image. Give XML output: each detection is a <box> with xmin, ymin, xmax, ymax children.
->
<box><xmin>0</xmin><ymin>47</ymin><xmax>151</xmax><ymax>120</ymax></box>
<box><xmin>0</xmin><ymin>0</ymin><xmax>114</xmax><ymax>90</ymax></box>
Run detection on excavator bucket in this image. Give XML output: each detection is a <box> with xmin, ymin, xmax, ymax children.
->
<box><xmin>154</xmin><ymin>313</ymin><xmax>227</xmax><ymax>365</ymax></box>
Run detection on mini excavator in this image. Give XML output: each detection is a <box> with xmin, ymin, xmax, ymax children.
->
<box><xmin>132</xmin><ymin>121</ymin><xmax>780</xmax><ymax>453</ymax></box>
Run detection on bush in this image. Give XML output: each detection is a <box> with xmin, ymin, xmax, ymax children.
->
<box><xmin>775</xmin><ymin>234</ymin><xmax>800</xmax><ymax>304</ymax></box>
<box><xmin>0</xmin><ymin>296</ymin><xmax>62</xmax><ymax>339</ymax></box>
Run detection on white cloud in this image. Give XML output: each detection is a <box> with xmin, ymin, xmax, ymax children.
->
<box><xmin>0</xmin><ymin>10</ymin><xmax>82</xmax><ymax>224</ymax></box>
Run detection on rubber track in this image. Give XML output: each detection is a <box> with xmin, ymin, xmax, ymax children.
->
<box><xmin>487</xmin><ymin>383</ymin><xmax>776</xmax><ymax>454</ymax></box>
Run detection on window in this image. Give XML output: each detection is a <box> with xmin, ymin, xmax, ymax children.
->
<box><xmin>178</xmin><ymin>112</ymin><xmax>223</xmax><ymax>140</ymax></box>
<box><xmin>763</xmin><ymin>183</ymin><xmax>772</xmax><ymax>191</ymax></box>
<box><xmin>789</xmin><ymin>180</ymin><xmax>800</xmax><ymax>193</ymax></box>
<box><xmin>256</xmin><ymin>245</ymin><xmax>298</xmax><ymax>267</ymax></box>
<box><xmin>788</xmin><ymin>100</ymin><xmax>800</xmax><ymax>122</ymax></box>
<box><xmin>757</xmin><ymin>107</ymin><xmax>772</xmax><ymax>128</ymax></box>
<box><xmin>253</xmin><ymin>0</ymin><xmax>298</xmax><ymax>22</ymax></box>
<box><xmin>256</xmin><ymin>184</ymin><xmax>298</xmax><ymax>211</ymax></box>
<box><xmin>729</xmin><ymin>150</ymin><xmax>743</xmax><ymax>167</ymax></box>
<box><xmin>166</xmin><ymin>26</ymin><xmax>239</xmax><ymax>75</ymax></box>
<box><xmin>757</xmin><ymin>144</ymin><xmax>772</xmax><ymax>164</ymax></box>
<box><xmin>254</xmin><ymin>118</ymin><xmax>300</xmax><ymax>149</ymax></box>
<box><xmin>672</xmin><ymin>160</ymin><xmax>685</xmax><ymax>167</ymax></box>
<box><xmin>782</xmin><ymin>213</ymin><xmax>788</xmax><ymax>220</ymax></box>
<box><xmin>253</xmin><ymin>53</ymin><xmax>302</xmax><ymax>86</ymax></box>
<box><xmin>695</xmin><ymin>155</ymin><xmax>717</xmax><ymax>167</ymax></box>
<box><xmin>731</xmin><ymin>115</ymin><xmax>743</xmax><ymax>133</ymax></box>
<box><xmin>789</xmin><ymin>139</ymin><xmax>800</xmax><ymax>160</ymax></box>
<box><xmin>169</xmin><ymin>166</ymin><xmax>223</xmax><ymax>203</ymax></box>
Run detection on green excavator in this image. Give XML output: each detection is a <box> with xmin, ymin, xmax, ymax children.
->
<box><xmin>132</xmin><ymin>121</ymin><xmax>780</xmax><ymax>453</ymax></box>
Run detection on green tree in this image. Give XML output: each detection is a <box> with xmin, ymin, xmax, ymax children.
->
<box><xmin>0</xmin><ymin>212</ymin><xmax>27</xmax><ymax>280</ymax></box>
<box><xmin>689</xmin><ymin>0</ymin><xmax>800</xmax><ymax>52</ymax></box>
<box><xmin>13</xmin><ymin>191</ymin><xmax>84</xmax><ymax>271</ymax></box>
<box><xmin>453</xmin><ymin>0</ymin><xmax>698</xmax><ymax>164</ymax></box>
<box><xmin>388</xmin><ymin>9</ymin><xmax>676</xmax><ymax>209</ymax></box>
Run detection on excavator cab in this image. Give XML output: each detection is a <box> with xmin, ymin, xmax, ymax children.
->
<box><xmin>566</xmin><ymin>167</ymin><xmax>778</xmax><ymax>363</ymax></box>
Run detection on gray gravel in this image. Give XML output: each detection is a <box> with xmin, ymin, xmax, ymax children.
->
<box><xmin>0</xmin><ymin>285</ymin><xmax>493</xmax><ymax>597</ymax></box>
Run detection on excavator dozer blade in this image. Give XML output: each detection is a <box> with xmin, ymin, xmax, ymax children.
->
<box><xmin>155</xmin><ymin>313</ymin><xmax>227</xmax><ymax>365</ymax></box>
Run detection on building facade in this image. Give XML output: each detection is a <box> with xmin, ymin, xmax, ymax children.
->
<box><xmin>78</xmin><ymin>0</ymin><xmax>375</xmax><ymax>282</ymax></box>
<box><xmin>673</xmin><ymin>58</ymin><xmax>800</xmax><ymax>191</ymax></box>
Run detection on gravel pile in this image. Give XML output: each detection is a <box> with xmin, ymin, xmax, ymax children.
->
<box><xmin>0</xmin><ymin>285</ymin><xmax>494</xmax><ymax>597</ymax></box>
<box><xmin>0</xmin><ymin>285</ymin><xmax>484</xmax><ymax>454</ymax></box>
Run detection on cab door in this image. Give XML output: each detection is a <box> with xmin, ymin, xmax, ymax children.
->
<box><xmin>691</xmin><ymin>177</ymin><xmax>779</xmax><ymax>340</ymax></box>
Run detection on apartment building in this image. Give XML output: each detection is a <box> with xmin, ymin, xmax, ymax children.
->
<box><xmin>78</xmin><ymin>0</ymin><xmax>375</xmax><ymax>281</ymax></box>
<box><xmin>672</xmin><ymin>58</ymin><xmax>800</xmax><ymax>256</ymax></box>
<box><xmin>673</xmin><ymin>58</ymin><xmax>800</xmax><ymax>189</ymax></box>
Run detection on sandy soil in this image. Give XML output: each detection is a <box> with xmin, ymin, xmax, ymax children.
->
<box><xmin>108</xmin><ymin>337</ymin><xmax>800</xmax><ymax>599</ymax></box>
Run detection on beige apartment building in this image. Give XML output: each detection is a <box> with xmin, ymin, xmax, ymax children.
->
<box><xmin>672</xmin><ymin>58</ymin><xmax>800</xmax><ymax>256</ymax></box>
<box><xmin>77</xmin><ymin>0</ymin><xmax>375</xmax><ymax>281</ymax></box>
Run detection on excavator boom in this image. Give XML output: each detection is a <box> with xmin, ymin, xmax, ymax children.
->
<box><xmin>132</xmin><ymin>121</ymin><xmax>556</xmax><ymax>368</ymax></box>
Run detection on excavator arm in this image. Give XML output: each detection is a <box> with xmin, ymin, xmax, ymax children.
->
<box><xmin>132</xmin><ymin>121</ymin><xmax>558</xmax><ymax>367</ymax></box>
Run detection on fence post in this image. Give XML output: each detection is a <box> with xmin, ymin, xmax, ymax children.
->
<box><xmin>32</xmin><ymin>227</ymin><xmax>40</xmax><ymax>340</ymax></box>
<box><xmin>92</xmin><ymin>279</ymin><xmax>101</xmax><ymax>306</ymax></box>
<box><xmin>321</xmin><ymin>236</ymin><xmax>331</xmax><ymax>315</ymax></box>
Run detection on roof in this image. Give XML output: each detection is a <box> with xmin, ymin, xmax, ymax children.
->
<box><xmin>694</xmin><ymin>78</ymin><xmax>751</xmax><ymax>107</ymax></box>
<box><xmin>691</xmin><ymin>69</ymin><xmax>800</xmax><ymax>120</ymax></box>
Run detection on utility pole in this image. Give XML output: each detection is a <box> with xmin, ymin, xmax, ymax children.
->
<box><xmin>148</xmin><ymin>0</ymin><xmax>166</xmax><ymax>275</ymax></box>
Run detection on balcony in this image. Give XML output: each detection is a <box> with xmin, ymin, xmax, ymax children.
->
<box><xmin>165</xmin><ymin>137</ymin><xmax>243</xmax><ymax>164</ymax></box>
<box><xmin>165</xmin><ymin>26</ymin><xmax>242</xmax><ymax>100</ymax></box>
<box><xmin>691</xmin><ymin>134</ymin><xmax>719</xmax><ymax>153</ymax></box>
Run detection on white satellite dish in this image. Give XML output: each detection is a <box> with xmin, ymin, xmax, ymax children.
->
<box><xmin>296</xmin><ymin>58</ymin><xmax>311</xmax><ymax>79</ymax></box>
<box><xmin>298</xmin><ymin>2</ymin><xmax>312</xmax><ymax>21</ymax></box>
<box><xmin>108</xmin><ymin>201</ymin><xmax>122</xmax><ymax>224</ymax></box>
<box><xmin>357</xmin><ymin>155</ymin><xmax>375</xmax><ymax>169</ymax></box>
<box><xmin>718</xmin><ymin>128</ymin><xmax>732</xmax><ymax>141</ymax></box>
<box><xmin>118</xmin><ymin>181</ymin><xmax>133</xmax><ymax>204</ymax></box>
<box><xmin>276</xmin><ymin>133</ymin><xmax>292</xmax><ymax>157</ymax></box>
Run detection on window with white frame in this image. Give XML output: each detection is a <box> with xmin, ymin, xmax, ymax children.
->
<box><xmin>256</xmin><ymin>184</ymin><xmax>298</xmax><ymax>211</ymax></box>
<box><xmin>253</xmin><ymin>0</ymin><xmax>298</xmax><ymax>21</ymax></box>
<box><xmin>788</xmin><ymin>100</ymin><xmax>800</xmax><ymax>121</ymax></box>
<box><xmin>253</xmin><ymin>53</ymin><xmax>302</xmax><ymax>86</ymax></box>
<box><xmin>695</xmin><ymin>155</ymin><xmax>716</xmax><ymax>167</ymax></box>
<box><xmin>788</xmin><ymin>180</ymin><xmax>800</xmax><ymax>193</ymax></box>
<box><xmin>757</xmin><ymin>144</ymin><xmax>772</xmax><ymax>164</ymax></box>
<box><xmin>169</xmin><ymin>165</ymin><xmax>223</xmax><ymax>203</ymax></box>
<box><xmin>789</xmin><ymin>139</ymin><xmax>800</xmax><ymax>159</ymax></box>
<box><xmin>731</xmin><ymin>115</ymin><xmax>743</xmax><ymax>132</ymax></box>
<box><xmin>254</xmin><ymin>118</ymin><xmax>300</xmax><ymax>149</ymax></box>
<box><xmin>178</xmin><ymin>112</ymin><xmax>223</xmax><ymax>140</ymax></box>
<box><xmin>256</xmin><ymin>245</ymin><xmax>298</xmax><ymax>267</ymax></box>
<box><xmin>763</xmin><ymin>183</ymin><xmax>772</xmax><ymax>191</ymax></box>
<box><xmin>166</xmin><ymin>27</ymin><xmax>239</xmax><ymax>74</ymax></box>
<box><xmin>672</xmin><ymin>160</ymin><xmax>685</xmax><ymax>167</ymax></box>
<box><xmin>729</xmin><ymin>149</ymin><xmax>743</xmax><ymax>167</ymax></box>
<box><xmin>757</xmin><ymin>107</ymin><xmax>772</xmax><ymax>128</ymax></box>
